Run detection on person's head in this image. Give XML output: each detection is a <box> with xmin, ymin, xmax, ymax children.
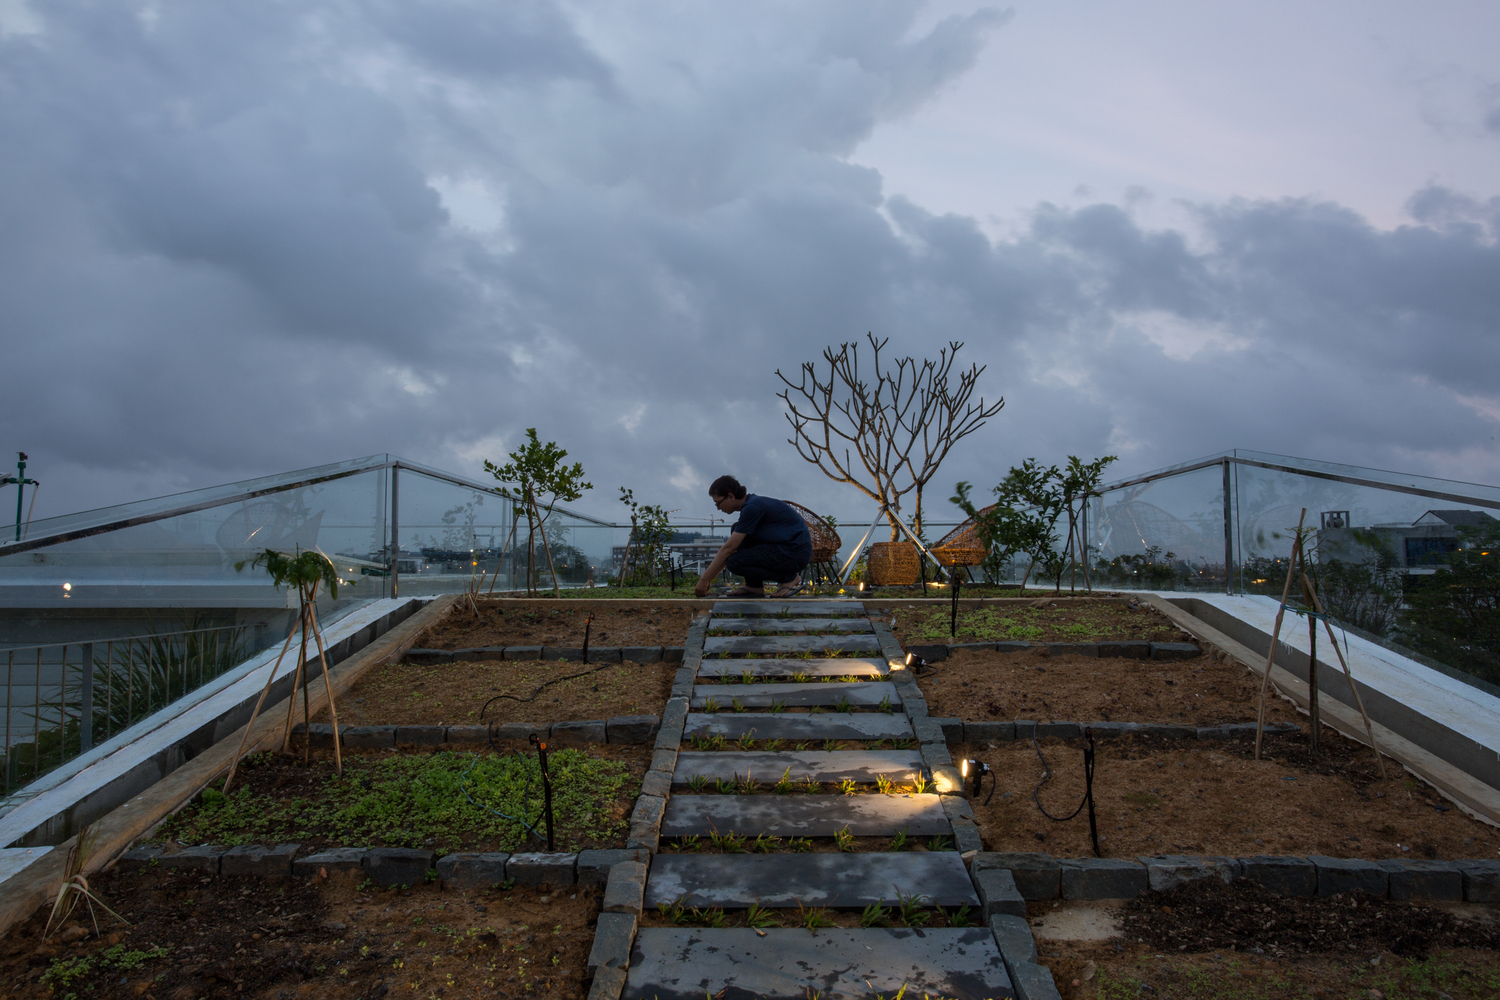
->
<box><xmin>709</xmin><ymin>475</ymin><xmax>747</xmax><ymax>512</ymax></box>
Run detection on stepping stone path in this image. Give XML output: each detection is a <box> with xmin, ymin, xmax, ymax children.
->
<box><xmin>617</xmin><ymin>599</ymin><xmax>1019</xmax><ymax>1000</ymax></box>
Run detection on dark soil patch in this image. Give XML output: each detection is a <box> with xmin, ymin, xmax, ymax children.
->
<box><xmin>319</xmin><ymin>658</ymin><xmax>675</xmax><ymax>727</ymax></box>
<box><xmin>0</xmin><ymin>866</ymin><xmax>600</xmax><ymax>999</ymax></box>
<box><xmin>1123</xmin><ymin>877</ymin><xmax>1500</xmax><ymax>958</ymax></box>
<box><xmin>916</xmin><ymin>648</ymin><xmax>1296</xmax><ymax>726</ymax></box>
<box><xmin>889</xmin><ymin>600</ymin><xmax>1185</xmax><ymax>645</ymax></box>
<box><xmin>955</xmin><ymin>732</ymin><xmax>1500</xmax><ymax>860</ymax></box>
<box><xmin>420</xmin><ymin>602</ymin><xmax>697</xmax><ymax>649</ymax></box>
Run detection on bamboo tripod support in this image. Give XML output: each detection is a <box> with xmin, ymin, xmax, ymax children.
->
<box><xmin>1253</xmin><ymin>509</ymin><xmax>1387</xmax><ymax>777</ymax></box>
<box><xmin>222</xmin><ymin>581</ymin><xmax>343</xmax><ymax>793</ymax></box>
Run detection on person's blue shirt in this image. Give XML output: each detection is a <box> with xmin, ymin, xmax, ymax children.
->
<box><xmin>732</xmin><ymin>495</ymin><xmax>811</xmax><ymax>548</ymax></box>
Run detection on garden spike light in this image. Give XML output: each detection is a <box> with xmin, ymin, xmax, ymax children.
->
<box><xmin>904</xmin><ymin>652</ymin><xmax>928</xmax><ymax>675</ymax></box>
<box><xmin>529</xmin><ymin>733</ymin><xmax>556</xmax><ymax>852</ymax></box>
<box><xmin>960</xmin><ymin>757</ymin><xmax>992</xmax><ymax>800</ymax></box>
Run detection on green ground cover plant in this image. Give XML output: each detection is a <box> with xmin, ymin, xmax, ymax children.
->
<box><xmin>158</xmin><ymin>750</ymin><xmax>631</xmax><ymax>853</ymax></box>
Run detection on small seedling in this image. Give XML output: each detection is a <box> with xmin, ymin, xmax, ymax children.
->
<box><xmin>732</xmin><ymin>698</ymin><xmax>748</xmax><ymax>713</ymax></box>
<box><xmin>911</xmin><ymin>771</ymin><xmax>930</xmax><ymax>794</ymax></box>
<box><xmin>834</xmin><ymin>696</ymin><xmax>853</xmax><ymax>714</ymax></box>
<box><xmin>839</xmin><ymin>674</ymin><xmax>860</xmax><ymax>683</ymax></box>
<box><xmin>794</xmin><ymin>741</ymin><xmax>811</xmax><ymax>752</ymax></box>
<box><xmin>679</xmin><ymin>835</ymin><xmax>701</xmax><ymax>852</ymax></box>
<box><xmin>745</xmin><ymin>900</ymin><xmax>781</xmax><ymax>928</ymax></box>
<box><xmin>808</xmin><ymin>705</ymin><xmax>825</xmax><ymax>714</ymax></box>
<box><xmin>691</xmin><ymin>905</ymin><xmax>729</xmax><ymax>928</ymax></box>
<box><xmin>774</xmin><ymin>768</ymin><xmax>795</xmax><ymax>794</ymax></box>
<box><xmin>896</xmin><ymin>891</ymin><xmax>931</xmax><ymax>927</ymax></box>
<box><xmin>735</xmin><ymin>732</ymin><xmax>756</xmax><ymax>750</ymax></box>
<box><xmin>943</xmin><ymin>904</ymin><xmax>974</xmax><ymax>928</ymax></box>
<box><xmin>787</xmin><ymin>837</ymin><xmax>813</xmax><ymax>853</ymax></box>
<box><xmin>709</xmin><ymin>829</ymin><xmax>746</xmax><ymax>853</ymax></box>
<box><xmin>714</xmin><ymin>777</ymin><xmax>736</xmax><ymax>795</ymax></box>
<box><xmin>702</xmin><ymin>698</ymin><xmax>721</xmax><ymax>714</ymax></box>
<box><xmin>741</xmin><ymin>669</ymin><xmax>756</xmax><ymax>685</ymax></box>
<box><xmin>834</xmin><ymin>826</ymin><xmax>855</xmax><ymax>852</ymax></box>
<box><xmin>822</xmin><ymin>739</ymin><xmax>841</xmax><ymax>751</ymax></box>
<box><xmin>687</xmin><ymin>774</ymin><xmax>709</xmax><ymax>793</ymax></box>
<box><xmin>800</xmin><ymin>775</ymin><xmax>820</xmax><ymax>794</ymax></box>
<box><xmin>875</xmin><ymin>774</ymin><xmax>894</xmax><ymax>794</ymax></box>
<box><xmin>764</xmin><ymin>738</ymin><xmax>784</xmax><ymax>752</ymax></box>
<box><xmin>888</xmin><ymin>828</ymin><xmax>909</xmax><ymax>852</ymax></box>
<box><xmin>798</xmin><ymin>904</ymin><xmax>837</xmax><ymax>930</ymax></box>
<box><xmin>792</xmin><ymin>670</ymin><xmax>811</xmax><ymax>683</ymax></box>
<box><xmin>878</xmin><ymin>695</ymin><xmax>893</xmax><ymax>714</ymax></box>
<box><xmin>892</xmin><ymin>738</ymin><xmax>912</xmax><ymax>750</ymax></box>
<box><xmin>710</xmin><ymin>734</ymin><xmax>727</xmax><ymax>751</ymax></box>
<box><xmin>838</xmin><ymin>778</ymin><xmax>858</xmax><ymax>795</ymax></box>
<box><xmin>769</xmin><ymin>700</ymin><xmax>786</xmax><ymax>715</ymax></box>
<box><xmin>736</xmin><ymin>772</ymin><xmax>760</xmax><ymax>794</ymax></box>
<box><xmin>658</xmin><ymin>895</ymin><xmax>689</xmax><ymax>924</ymax></box>
<box><xmin>927</xmin><ymin>835</ymin><xmax>952</xmax><ymax>852</ymax></box>
<box><xmin>751</xmin><ymin>833</ymin><xmax>781</xmax><ymax>853</ymax></box>
<box><xmin>859</xmin><ymin>901</ymin><xmax>891</xmax><ymax>928</ymax></box>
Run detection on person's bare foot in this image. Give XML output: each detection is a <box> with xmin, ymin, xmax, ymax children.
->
<box><xmin>722</xmin><ymin>586</ymin><xmax>765</xmax><ymax>598</ymax></box>
<box><xmin>771</xmin><ymin>575</ymin><xmax>804</xmax><ymax>598</ymax></box>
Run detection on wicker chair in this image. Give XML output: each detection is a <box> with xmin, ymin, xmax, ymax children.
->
<box><xmin>932</xmin><ymin>504</ymin><xmax>996</xmax><ymax>574</ymax></box>
<box><xmin>784</xmin><ymin>500</ymin><xmax>842</xmax><ymax>584</ymax></box>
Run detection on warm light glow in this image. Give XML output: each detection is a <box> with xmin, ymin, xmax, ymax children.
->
<box><xmin>961</xmin><ymin>759</ymin><xmax>970</xmax><ymax>777</ymax></box>
<box><xmin>62</xmin><ymin>582</ymin><xmax>72</xmax><ymax>591</ymax></box>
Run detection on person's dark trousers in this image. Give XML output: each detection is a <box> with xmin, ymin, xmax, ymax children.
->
<box><xmin>726</xmin><ymin>540</ymin><xmax>813</xmax><ymax>590</ymax></box>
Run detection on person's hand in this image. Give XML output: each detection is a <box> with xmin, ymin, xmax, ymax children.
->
<box><xmin>694</xmin><ymin>577</ymin><xmax>711</xmax><ymax>598</ymax></box>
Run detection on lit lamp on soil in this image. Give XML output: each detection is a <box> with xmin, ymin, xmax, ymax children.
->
<box><xmin>903</xmin><ymin>652</ymin><xmax>928</xmax><ymax>675</ymax></box>
<box><xmin>960</xmin><ymin>757</ymin><xmax>992</xmax><ymax>800</ymax></box>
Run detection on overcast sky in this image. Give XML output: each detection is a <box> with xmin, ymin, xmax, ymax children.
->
<box><xmin>2</xmin><ymin>0</ymin><xmax>1497</xmax><ymax>529</ymax></box>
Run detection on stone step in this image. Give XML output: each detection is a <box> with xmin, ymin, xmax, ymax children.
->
<box><xmin>644</xmin><ymin>851</ymin><xmax>979</xmax><ymax>909</ymax></box>
<box><xmin>672</xmin><ymin>750</ymin><xmax>927</xmax><ymax>787</ymax></box>
<box><xmin>624</xmin><ymin>928</ymin><xmax>1012</xmax><ymax>1000</ymax></box>
<box><xmin>661</xmin><ymin>793</ymin><xmax>950</xmax><ymax>837</ymax></box>
<box><xmin>708</xmin><ymin>618</ymin><xmax>874</xmax><ymax>634</ymax></box>
<box><xmin>696</xmin><ymin>658</ymin><xmax>888</xmax><ymax>679</ymax></box>
<box><xmin>684</xmin><ymin>712</ymin><xmax>914</xmax><ymax>742</ymax></box>
<box><xmin>691</xmin><ymin>681</ymin><xmax>900</xmax><ymax>709</ymax></box>
<box><xmin>711</xmin><ymin>601</ymin><xmax>865</xmax><ymax>617</ymax></box>
<box><xmin>704</xmin><ymin>635</ymin><xmax>882</xmax><ymax>655</ymax></box>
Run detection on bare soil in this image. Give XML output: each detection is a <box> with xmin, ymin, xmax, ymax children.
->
<box><xmin>0</xmin><ymin>865</ymin><xmax>601</xmax><ymax>1000</ymax></box>
<box><xmin>887</xmin><ymin>600</ymin><xmax>1188</xmax><ymax>646</ymax></box>
<box><xmin>318</xmin><ymin>659</ymin><xmax>676</xmax><ymax>727</ymax></box>
<box><xmin>917</xmin><ymin>648</ymin><xmax>1302</xmax><ymax>726</ymax></box>
<box><xmin>419</xmin><ymin>603</ymin><xmax>698</xmax><ymax>649</ymax></box>
<box><xmin>954</xmin><ymin>731</ymin><xmax>1500</xmax><ymax>861</ymax></box>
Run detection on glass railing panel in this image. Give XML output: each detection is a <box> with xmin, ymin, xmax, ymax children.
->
<box><xmin>1091</xmin><ymin>462</ymin><xmax>1230</xmax><ymax>592</ymax></box>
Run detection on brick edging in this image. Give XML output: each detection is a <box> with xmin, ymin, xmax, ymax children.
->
<box><xmin>291</xmin><ymin>716</ymin><xmax>661</xmax><ymax>748</ymax></box>
<box><xmin>936</xmin><ymin>719</ymin><xmax>1301</xmax><ymax>744</ymax></box>
<box><xmin>903</xmin><ymin>640</ymin><xmax>1201</xmax><ymax>661</ymax></box>
<box><xmin>406</xmin><ymin>646</ymin><xmax>686</xmax><ymax>664</ymax></box>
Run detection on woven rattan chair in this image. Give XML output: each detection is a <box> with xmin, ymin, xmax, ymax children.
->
<box><xmin>932</xmin><ymin>504</ymin><xmax>995</xmax><ymax>570</ymax></box>
<box><xmin>784</xmin><ymin>500</ymin><xmax>842</xmax><ymax>583</ymax></box>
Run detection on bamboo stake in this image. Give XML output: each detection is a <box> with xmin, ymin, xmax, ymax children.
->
<box><xmin>1302</xmin><ymin>577</ymin><xmax>1389</xmax><ymax>778</ymax></box>
<box><xmin>1302</xmin><ymin>570</ymin><xmax>1320</xmax><ymax>756</ymax></box>
<box><xmin>281</xmin><ymin>604</ymin><xmax>310</xmax><ymax>755</ymax></box>
<box><xmin>1255</xmin><ymin>508</ymin><xmax>1306</xmax><ymax>761</ymax></box>
<box><xmin>534</xmin><ymin>497</ymin><xmax>562</xmax><ymax>597</ymax></box>
<box><xmin>305</xmin><ymin>588</ymin><xmax>343</xmax><ymax>776</ymax></box>
<box><xmin>222</xmin><ymin>620</ymin><xmax>300</xmax><ymax>794</ymax></box>
<box><xmin>485</xmin><ymin>517</ymin><xmax>519</xmax><ymax>595</ymax></box>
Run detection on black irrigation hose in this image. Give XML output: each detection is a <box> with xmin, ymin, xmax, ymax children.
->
<box><xmin>1030</xmin><ymin>724</ymin><xmax>1100</xmax><ymax>857</ymax></box>
<box><xmin>477</xmin><ymin>661</ymin><xmax>618</xmax><ymax>721</ymax></box>
<box><xmin>453</xmin><ymin>745</ymin><xmax>547</xmax><ymax>844</ymax></box>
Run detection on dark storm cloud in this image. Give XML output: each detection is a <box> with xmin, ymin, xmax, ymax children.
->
<box><xmin>0</xmin><ymin>0</ymin><xmax>1495</xmax><ymax>527</ymax></box>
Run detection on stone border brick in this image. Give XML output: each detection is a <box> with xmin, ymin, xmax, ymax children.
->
<box><xmin>975</xmin><ymin>867</ymin><xmax>1026</xmax><ymax>918</ymax></box>
<box><xmin>363</xmin><ymin>847</ymin><xmax>435</xmax><ymax>888</ymax></box>
<box><xmin>436</xmin><ymin>852</ymin><xmax>510</xmax><ymax>889</ymax></box>
<box><xmin>293</xmin><ymin>847</ymin><xmax>366</xmax><ymax>877</ymax></box>
<box><xmin>894</xmin><ymin>640</ymin><xmax>1203</xmax><ymax>661</ymax></box>
<box><xmin>506</xmin><ymin>852</ymin><xmax>577</xmax><ymax>887</ymax></box>
<box><xmin>1238</xmin><ymin>855</ymin><xmax>1316</xmax><ymax>897</ymax></box>
<box><xmin>1457</xmin><ymin>859</ymin><xmax>1500</xmax><ymax>902</ymax></box>
<box><xmin>157</xmin><ymin>844</ymin><xmax>226</xmax><ymax>873</ymax></box>
<box><xmin>551</xmin><ymin>720</ymin><xmax>607</xmax><ymax>745</ymax></box>
<box><xmin>963</xmin><ymin>721</ymin><xmax>1016</xmax><ymax>743</ymax></box>
<box><xmin>221</xmin><ymin>843</ymin><xmax>298</xmax><ymax>878</ymax></box>
<box><xmin>973</xmin><ymin>853</ymin><xmax>1060</xmax><ymax>900</ymax></box>
<box><xmin>1309</xmin><ymin>855</ymin><xmax>1388</xmax><ymax>897</ymax></box>
<box><xmin>1379</xmin><ymin>859</ymin><xmax>1462</xmax><ymax>901</ymax></box>
<box><xmin>1139</xmin><ymin>855</ymin><xmax>1241</xmax><ymax>891</ymax></box>
<box><xmin>586</xmin><ymin>911</ymin><xmax>638</xmax><ymax>978</ymax></box>
<box><xmin>395</xmin><ymin>725</ymin><xmax>445</xmax><ymax>745</ymax></box>
<box><xmin>577</xmin><ymin>849</ymin><xmax>650</xmax><ymax>887</ymax></box>
<box><xmin>117</xmin><ymin>845</ymin><xmax>164</xmax><ymax>870</ymax></box>
<box><xmin>607</xmin><ymin>715</ymin><xmax>660</xmax><ymax>744</ymax></box>
<box><xmin>1060</xmin><ymin>858</ymin><xmax>1147</xmax><ymax>900</ymax></box>
<box><xmin>602</xmin><ymin>860</ymin><xmax>647</xmax><ymax>917</ymax></box>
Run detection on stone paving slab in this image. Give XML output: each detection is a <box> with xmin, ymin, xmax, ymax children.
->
<box><xmin>691</xmin><ymin>681</ymin><xmax>900</xmax><ymax>709</ymax></box>
<box><xmin>705</xmin><ymin>635</ymin><xmax>882</xmax><ymax>655</ymax></box>
<box><xmin>683</xmin><ymin>712</ymin><xmax>914</xmax><ymax>741</ymax></box>
<box><xmin>711</xmin><ymin>602</ymin><xmax>866</xmax><ymax>617</ymax></box>
<box><xmin>696</xmin><ymin>658</ymin><xmax>888</xmax><ymax>679</ymax></box>
<box><xmin>624</xmin><ymin>927</ymin><xmax>1012</xmax><ymax>1000</ymax></box>
<box><xmin>661</xmin><ymin>793</ymin><xmax>950</xmax><ymax>837</ymax></box>
<box><xmin>708</xmin><ymin>619</ymin><xmax>874</xmax><ymax>635</ymax></box>
<box><xmin>672</xmin><ymin>750</ymin><xmax>927</xmax><ymax>786</ymax></box>
<box><xmin>644</xmin><ymin>852</ymin><xmax>979</xmax><ymax>909</ymax></box>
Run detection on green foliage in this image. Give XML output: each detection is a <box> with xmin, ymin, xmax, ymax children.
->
<box><xmin>859</xmin><ymin>901</ymin><xmax>891</xmax><ymax>927</ymax></box>
<box><xmin>745</xmin><ymin>900</ymin><xmax>781</xmax><ymax>928</ymax></box>
<box><xmin>896</xmin><ymin>890</ymin><xmax>931</xmax><ymax>927</ymax></box>
<box><xmin>903</xmin><ymin>606</ymin><xmax>1050</xmax><ymax>643</ymax></box>
<box><xmin>235</xmin><ymin>548</ymin><xmax>341</xmax><ymax>600</ymax></box>
<box><xmin>943</xmin><ymin>903</ymin><xmax>974</xmax><ymax>928</ymax></box>
<box><xmin>484</xmin><ymin>429</ymin><xmax>593</xmax><ymax>595</ymax></box>
<box><xmin>833</xmin><ymin>825</ymin><xmax>855</xmax><ymax>852</ymax></box>
<box><xmin>888</xmin><ymin>828</ymin><xmax>909</xmax><ymax>851</ymax></box>
<box><xmin>615</xmin><ymin>487</ymin><xmax>677</xmax><ymax>587</ymax></box>
<box><xmin>159</xmin><ymin>749</ymin><xmax>629</xmax><ymax>853</ymax></box>
<box><xmin>41</xmin><ymin>945</ymin><xmax>170</xmax><ymax>990</ymax></box>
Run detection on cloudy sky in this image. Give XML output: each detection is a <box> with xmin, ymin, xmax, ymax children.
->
<box><xmin>2</xmin><ymin>0</ymin><xmax>1497</xmax><ymax>529</ymax></box>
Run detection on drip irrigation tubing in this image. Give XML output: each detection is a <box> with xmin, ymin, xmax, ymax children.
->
<box><xmin>1030</xmin><ymin>723</ymin><xmax>1100</xmax><ymax>857</ymax></box>
<box><xmin>453</xmin><ymin>746</ymin><xmax>547</xmax><ymax>844</ymax></box>
<box><xmin>478</xmin><ymin>661</ymin><xmax>618</xmax><ymax>720</ymax></box>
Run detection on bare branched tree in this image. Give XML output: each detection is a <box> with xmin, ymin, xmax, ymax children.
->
<box><xmin>776</xmin><ymin>334</ymin><xmax>1004</xmax><ymax>540</ymax></box>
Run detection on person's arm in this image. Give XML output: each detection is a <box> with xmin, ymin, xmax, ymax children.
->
<box><xmin>695</xmin><ymin>532</ymin><xmax>747</xmax><ymax>596</ymax></box>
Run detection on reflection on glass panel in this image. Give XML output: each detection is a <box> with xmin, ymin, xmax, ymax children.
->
<box><xmin>1091</xmin><ymin>463</ymin><xmax>1228</xmax><ymax>592</ymax></box>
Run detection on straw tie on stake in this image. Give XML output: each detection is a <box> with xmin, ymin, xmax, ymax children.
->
<box><xmin>45</xmin><ymin>823</ymin><xmax>129</xmax><ymax>940</ymax></box>
<box><xmin>223</xmin><ymin>548</ymin><xmax>346</xmax><ymax>793</ymax></box>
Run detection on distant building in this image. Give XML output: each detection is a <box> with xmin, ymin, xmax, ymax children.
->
<box><xmin>611</xmin><ymin>537</ymin><xmax>727</xmax><ymax>572</ymax></box>
<box><xmin>1318</xmin><ymin>509</ymin><xmax>1497</xmax><ymax>575</ymax></box>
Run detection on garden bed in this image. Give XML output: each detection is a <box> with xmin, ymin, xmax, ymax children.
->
<box><xmin>419</xmin><ymin>602</ymin><xmax>698</xmax><ymax>648</ymax></box>
<box><xmin>154</xmin><ymin>743</ymin><xmax>649</xmax><ymax>855</ymax></box>
<box><xmin>889</xmin><ymin>600</ymin><xmax>1187</xmax><ymax>645</ymax></box>
<box><xmin>318</xmin><ymin>658</ymin><xmax>675</xmax><ymax>727</ymax></box>
<box><xmin>1035</xmin><ymin>879</ymin><xmax>1500</xmax><ymax>1000</ymax></box>
<box><xmin>916</xmin><ymin>647</ymin><xmax>1300</xmax><ymax>726</ymax></box>
<box><xmin>0</xmin><ymin>864</ymin><xmax>600</xmax><ymax>1000</ymax></box>
<box><xmin>953</xmin><ymin>731</ymin><xmax>1500</xmax><ymax>861</ymax></box>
